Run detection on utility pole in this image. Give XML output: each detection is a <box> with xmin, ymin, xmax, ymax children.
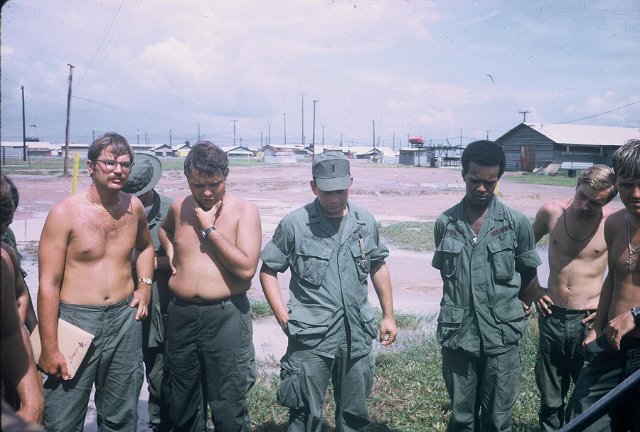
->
<box><xmin>232</xmin><ymin>119</ymin><xmax>237</xmax><ymax>146</ymax></box>
<box><xmin>372</xmin><ymin>120</ymin><xmax>376</xmax><ymax>148</ymax></box>
<box><xmin>312</xmin><ymin>99</ymin><xmax>318</xmax><ymax>158</ymax></box>
<box><xmin>169</xmin><ymin>129</ymin><xmax>173</xmax><ymax>147</ymax></box>
<box><xmin>301</xmin><ymin>93</ymin><xmax>305</xmax><ymax>146</ymax></box>
<box><xmin>137</xmin><ymin>129</ymin><xmax>140</xmax><ymax>145</ymax></box>
<box><xmin>21</xmin><ymin>86</ymin><xmax>27</xmax><ymax>161</ymax></box>
<box><xmin>63</xmin><ymin>64</ymin><xmax>75</xmax><ymax>176</ymax></box>
<box><xmin>321</xmin><ymin>124</ymin><xmax>325</xmax><ymax>146</ymax></box>
<box><xmin>518</xmin><ymin>109</ymin><xmax>530</xmax><ymax>123</ymax></box>
<box><xmin>283</xmin><ymin>113</ymin><xmax>287</xmax><ymax>144</ymax></box>
<box><xmin>197</xmin><ymin>123</ymin><xmax>201</xmax><ymax>142</ymax></box>
<box><xmin>268</xmin><ymin>122</ymin><xmax>271</xmax><ymax>146</ymax></box>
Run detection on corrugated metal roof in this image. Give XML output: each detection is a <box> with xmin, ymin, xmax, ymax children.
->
<box><xmin>527</xmin><ymin>123</ymin><xmax>640</xmax><ymax>147</ymax></box>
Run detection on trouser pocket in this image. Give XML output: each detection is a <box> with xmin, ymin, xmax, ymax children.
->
<box><xmin>277</xmin><ymin>355</ymin><xmax>305</xmax><ymax>409</ymax></box>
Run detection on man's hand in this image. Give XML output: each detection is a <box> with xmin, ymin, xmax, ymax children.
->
<box><xmin>379</xmin><ymin>317</ymin><xmax>398</xmax><ymax>346</ymax></box>
<box><xmin>39</xmin><ymin>348</ymin><xmax>70</xmax><ymax>380</ymax></box>
<box><xmin>194</xmin><ymin>199</ymin><xmax>223</xmax><ymax>230</ymax></box>
<box><xmin>605</xmin><ymin>310</ymin><xmax>637</xmax><ymax>351</ymax></box>
<box><xmin>521</xmin><ymin>301</ymin><xmax>532</xmax><ymax>318</ymax></box>
<box><xmin>582</xmin><ymin>311</ymin><xmax>597</xmax><ymax>326</ymax></box>
<box><xmin>131</xmin><ymin>286</ymin><xmax>151</xmax><ymax>321</ymax></box>
<box><xmin>534</xmin><ymin>289</ymin><xmax>554</xmax><ymax>317</ymax></box>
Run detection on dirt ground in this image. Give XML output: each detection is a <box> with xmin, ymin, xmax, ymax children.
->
<box><xmin>7</xmin><ymin>160</ymin><xmax>625</xmax><ymax>430</ymax></box>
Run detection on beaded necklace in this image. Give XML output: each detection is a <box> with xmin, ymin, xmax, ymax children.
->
<box><xmin>626</xmin><ymin>214</ymin><xmax>640</xmax><ymax>269</ymax></box>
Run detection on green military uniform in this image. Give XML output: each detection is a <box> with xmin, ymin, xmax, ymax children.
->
<box><xmin>432</xmin><ymin>196</ymin><xmax>540</xmax><ymax>432</ymax></box>
<box><xmin>261</xmin><ymin>199</ymin><xmax>388</xmax><ymax>432</ymax></box>
<box><xmin>141</xmin><ymin>190</ymin><xmax>172</xmax><ymax>431</ymax></box>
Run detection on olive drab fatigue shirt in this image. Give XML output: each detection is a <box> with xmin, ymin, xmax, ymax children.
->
<box><xmin>261</xmin><ymin>199</ymin><xmax>389</xmax><ymax>359</ymax></box>
<box><xmin>432</xmin><ymin>197</ymin><xmax>541</xmax><ymax>356</ymax></box>
<box><xmin>142</xmin><ymin>190</ymin><xmax>173</xmax><ymax>349</ymax></box>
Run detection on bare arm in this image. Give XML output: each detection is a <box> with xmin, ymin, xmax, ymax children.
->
<box><xmin>37</xmin><ymin>206</ymin><xmax>70</xmax><ymax>379</ymax></box>
<box><xmin>199</xmin><ymin>200</ymin><xmax>262</xmax><ymax>281</ymax></box>
<box><xmin>2</xmin><ymin>243</ymin><xmax>38</xmax><ymax>331</ymax></box>
<box><xmin>159</xmin><ymin>205</ymin><xmax>176</xmax><ymax>275</ymax></box>
<box><xmin>2</xmin><ymin>250</ymin><xmax>43</xmax><ymax>424</ymax></box>
<box><xmin>259</xmin><ymin>264</ymin><xmax>289</xmax><ymax>332</ymax></box>
<box><xmin>531</xmin><ymin>203</ymin><xmax>551</xmax><ymax>243</ymax></box>
<box><xmin>370</xmin><ymin>261</ymin><xmax>397</xmax><ymax>345</ymax></box>
<box><xmin>585</xmin><ymin>218</ymin><xmax>616</xmax><ymax>346</ymax></box>
<box><xmin>131</xmin><ymin>202</ymin><xmax>154</xmax><ymax>320</ymax></box>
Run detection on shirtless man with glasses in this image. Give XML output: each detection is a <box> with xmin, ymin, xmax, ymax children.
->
<box><xmin>37</xmin><ymin>132</ymin><xmax>155</xmax><ymax>432</ymax></box>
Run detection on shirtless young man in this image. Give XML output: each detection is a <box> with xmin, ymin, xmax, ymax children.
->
<box><xmin>567</xmin><ymin>139</ymin><xmax>640</xmax><ymax>431</ymax></box>
<box><xmin>159</xmin><ymin>141</ymin><xmax>261</xmax><ymax>432</ymax></box>
<box><xmin>37</xmin><ymin>133</ymin><xmax>155</xmax><ymax>432</ymax></box>
<box><xmin>530</xmin><ymin>165</ymin><xmax>618</xmax><ymax>431</ymax></box>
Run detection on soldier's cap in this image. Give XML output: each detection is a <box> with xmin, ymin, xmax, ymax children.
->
<box><xmin>122</xmin><ymin>152</ymin><xmax>162</xmax><ymax>197</ymax></box>
<box><xmin>312</xmin><ymin>152</ymin><xmax>351</xmax><ymax>192</ymax></box>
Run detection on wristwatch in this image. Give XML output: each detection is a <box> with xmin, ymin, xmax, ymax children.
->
<box><xmin>138</xmin><ymin>277</ymin><xmax>152</xmax><ymax>286</ymax></box>
<box><xmin>200</xmin><ymin>225</ymin><xmax>216</xmax><ymax>239</ymax></box>
<box><xmin>631</xmin><ymin>306</ymin><xmax>640</xmax><ymax>327</ymax></box>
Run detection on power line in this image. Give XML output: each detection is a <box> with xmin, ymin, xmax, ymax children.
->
<box><xmin>554</xmin><ymin>100</ymin><xmax>640</xmax><ymax>125</ymax></box>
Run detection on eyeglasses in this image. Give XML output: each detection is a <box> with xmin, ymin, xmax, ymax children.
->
<box><xmin>95</xmin><ymin>159</ymin><xmax>134</xmax><ymax>172</ymax></box>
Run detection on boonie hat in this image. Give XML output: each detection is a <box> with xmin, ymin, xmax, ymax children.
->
<box><xmin>122</xmin><ymin>152</ymin><xmax>162</xmax><ymax>196</ymax></box>
<box><xmin>312</xmin><ymin>152</ymin><xmax>351</xmax><ymax>192</ymax></box>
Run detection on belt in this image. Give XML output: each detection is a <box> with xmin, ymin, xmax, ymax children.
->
<box><xmin>172</xmin><ymin>296</ymin><xmax>226</xmax><ymax>306</ymax></box>
<box><xmin>548</xmin><ymin>304</ymin><xmax>595</xmax><ymax>318</ymax></box>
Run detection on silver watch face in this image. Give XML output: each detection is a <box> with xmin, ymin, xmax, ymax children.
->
<box><xmin>632</xmin><ymin>306</ymin><xmax>640</xmax><ymax>316</ymax></box>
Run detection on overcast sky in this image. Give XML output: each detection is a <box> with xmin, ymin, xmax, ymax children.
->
<box><xmin>1</xmin><ymin>0</ymin><xmax>639</xmax><ymax>148</ymax></box>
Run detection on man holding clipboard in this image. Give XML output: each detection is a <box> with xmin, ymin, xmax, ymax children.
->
<box><xmin>37</xmin><ymin>133</ymin><xmax>155</xmax><ymax>432</ymax></box>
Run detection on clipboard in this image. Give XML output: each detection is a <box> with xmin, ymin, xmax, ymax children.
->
<box><xmin>30</xmin><ymin>318</ymin><xmax>94</xmax><ymax>379</ymax></box>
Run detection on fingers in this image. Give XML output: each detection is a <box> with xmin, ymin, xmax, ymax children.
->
<box><xmin>60</xmin><ymin>360</ymin><xmax>70</xmax><ymax>381</ymax></box>
<box><xmin>135</xmin><ymin>303</ymin><xmax>148</xmax><ymax>321</ymax></box>
<box><xmin>582</xmin><ymin>312</ymin><xmax>596</xmax><ymax>325</ymax></box>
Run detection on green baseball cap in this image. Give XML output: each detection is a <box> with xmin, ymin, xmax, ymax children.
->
<box><xmin>312</xmin><ymin>152</ymin><xmax>351</xmax><ymax>192</ymax></box>
<box><xmin>122</xmin><ymin>152</ymin><xmax>162</xmax><ymax>196</ymax></box>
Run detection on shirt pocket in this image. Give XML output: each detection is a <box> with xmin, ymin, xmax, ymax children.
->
<box><xmin>493</xmin><ymin>301</ymin><xmax>525</xmax><ymax>345</ymax></box>
<box><xmin>293</xmin><ymin>240</ymin><xmax>333</xmax><ymax>286</ymax></box>
<box><xmin>436</xmin><ymin>303</ymin><xmax>464</xmax><ymax>345</ymax></box>
<box><xmin>286</xmin><ymin>305</ymin><xmax>334</xmax><ymax>348</ymax></box>
<box><xmin>358</xmin><ymin>303</ymin><xmax>379</xmax><ymax>340</ymax></box>
<box><xmin>349</xmin><ymin>236</ymin><xmax>377</xmax><ymax>282</ymax></box>
<box><xmin>437</xmin><ymin>236</ymin><xmax>464</xmax><ymax>279</ymax></box>
<box><xmin>487</xmin><ymin>236</ymin><xmax>516</xmax><ymax>281</ymax></box>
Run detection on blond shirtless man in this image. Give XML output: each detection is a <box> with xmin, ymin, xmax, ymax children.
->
<box><xmin>529</xmin><ymin>165</ymin><xmax>618</xmax><ymax>431</ymax></box>
<box><xmin>37</xmin><ymin>133</ymin><xmax>155</xmax><ymax>432</ymax></box>
<box><xmin>159</xmin><ymin>141</ymin><xmax>261</xmax><ymax>432</ymax></box>
<box><xmin>567</xmin><ymin>139</ymin><xmax>640</xmax><ymax>431</ymax></box>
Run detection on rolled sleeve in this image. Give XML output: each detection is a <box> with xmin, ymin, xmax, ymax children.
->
<box><xmin>260</xmin><ymin>241</ymin><xmax>290</xmax><ymax>272</ymax></box>
<box><xmin>514</xmin><ymin>214</ymin><xmax>541</xmax><ymax>272</ymax></box>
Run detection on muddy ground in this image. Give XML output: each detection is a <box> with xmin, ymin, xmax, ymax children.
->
<box><xmin>7</xmin><ymin>160</ymin><xmax>625</xmax><ymax>430</ymax></box>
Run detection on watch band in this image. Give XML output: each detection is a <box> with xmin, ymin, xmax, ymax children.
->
<box><xmin>138</xmin><ymin>277</ymin><xmax>152</xmax><ymax>286</ymax></box>
<box><xmin>201</xmin><ymin>225</ymin><xmax>216</xmax><ymax>239</ymax></box>
<box><xmin>631</xmin><ymin>306</ymin><xmax>640</xmax><ymax>326</ymax></box>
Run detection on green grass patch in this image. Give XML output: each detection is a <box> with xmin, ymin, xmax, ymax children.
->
<box><xmin>379</xmin><ymin>221</ymin><xmax>435</xmax><ymax>252</ymax></box>
<box><xmin>503</xmin><ymin>172</ymin><xmax>577</xmax><ymax>187</ymax></box>
<box><xmin>247</xmin><ymin>316</ymin><xmax>540</xmax><ymax>431</ymax></box>
<box><xmin>251</xmin><ymin>298</ymin><xmax>275</xmax><ymax>319</ymax></box>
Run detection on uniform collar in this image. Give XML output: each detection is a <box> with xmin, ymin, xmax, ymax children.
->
<box><xmin>309</xmin><ymin>199</ymin><xmax>364</xmax><ymax>243</ymax></box>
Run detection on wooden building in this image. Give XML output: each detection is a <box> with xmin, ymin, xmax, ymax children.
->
<box><xmin>496</xmin><ymin>123</ymin><xmax>640</xmax><ymax>172</ymax></box>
